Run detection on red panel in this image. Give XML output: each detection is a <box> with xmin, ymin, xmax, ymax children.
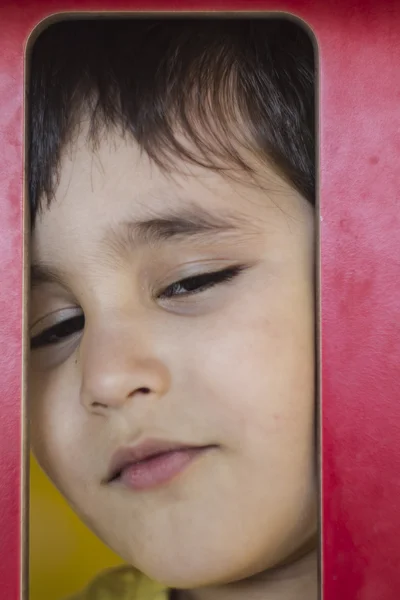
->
<box><xmin>0</xmin><ymin>1</ymin><xmax>399</xmax><ymax>598</ymax></box>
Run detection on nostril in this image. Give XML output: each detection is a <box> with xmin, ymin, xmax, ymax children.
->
<box><xmin>91</xmin><ymin>400</ymin><xmax>108</xmax><ymax>408</ymax></box>
<box><xmin>136</xmin><ymin>387</ymin><xmax>151</xmax><ymax>395</ymax></box>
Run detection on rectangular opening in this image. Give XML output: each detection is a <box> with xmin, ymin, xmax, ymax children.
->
<box><xmin>27</xmin><ymin>14</ymin><xmax>319</xmax><ymax>600</ymax></box>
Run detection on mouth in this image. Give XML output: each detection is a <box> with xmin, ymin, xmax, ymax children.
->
<box><xmin>106</xmin><ymin>439</ymin><xmax>217</xmax><ymax>491</ymax></box>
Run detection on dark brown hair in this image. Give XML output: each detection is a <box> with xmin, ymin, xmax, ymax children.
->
<box><xmin>28</xmin><ymin>17</ymin><xmax>315</xmax><ymax>226</ymax></box>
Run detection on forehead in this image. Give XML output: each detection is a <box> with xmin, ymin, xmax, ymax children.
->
<box><xmin>32</xmin><ymin>127</ymin><xmax>311</xmax><ymax>258</ymax></box>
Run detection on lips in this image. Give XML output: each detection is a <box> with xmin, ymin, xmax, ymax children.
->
<box><xmin>106</xmin><ymin>439</ymin><xmax>215</xmax><ymax>490</ymax></box>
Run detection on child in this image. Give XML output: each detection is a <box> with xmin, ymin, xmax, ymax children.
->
<box><xmin>28</xmin><ymin>18</ymin><xmax>317</xmax><ymax>600</ymax></box>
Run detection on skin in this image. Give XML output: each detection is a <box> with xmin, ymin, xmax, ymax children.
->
<box><xmin>29</xmin><ymin>126</ymin><xmax>317</xmax><ymax>599</ymax></box>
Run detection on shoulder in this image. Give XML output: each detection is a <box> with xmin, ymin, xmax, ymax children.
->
<box><xmin>65</xmin><ymin>566</ymin><xmax>169</xmax><ymax>600</ymax></box>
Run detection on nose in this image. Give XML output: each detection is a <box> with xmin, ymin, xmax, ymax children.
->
<box><xmin>79</xmin><ymin>321</ymin><xmax>171</xmax><ymax>413</ymax></box>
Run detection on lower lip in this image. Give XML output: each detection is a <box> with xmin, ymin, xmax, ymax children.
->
<box><xmin>117</xmin><ymin>447</ymin><xmax>212</xmax><ymax>491</ymax></box>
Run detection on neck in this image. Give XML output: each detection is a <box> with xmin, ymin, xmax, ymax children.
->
<box><xmin>173</xmin><ymin>549</ymin><xmax>318</xmax><ymax>600</ymax></box>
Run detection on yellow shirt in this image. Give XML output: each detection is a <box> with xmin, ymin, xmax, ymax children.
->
<box><xmin>67</xmin><ymin>566</ymin><xmax>169</xmax><ymax>600</ymax></box>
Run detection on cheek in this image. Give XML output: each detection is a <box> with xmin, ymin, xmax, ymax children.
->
<box><xmin>29</xmin><ymin>364</ymin><xmax>84</xmax><ymax>491</ymax></box>
<box><xmin>187</xmin><ymin>281</ymin><xmax>315</xmax><ymax>452</ymax></box>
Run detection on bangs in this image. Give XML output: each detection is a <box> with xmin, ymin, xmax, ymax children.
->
<box><xmin>29</xmin><ymin>18</ymin><xmax>315</xmax><ymax>224</ymax></box>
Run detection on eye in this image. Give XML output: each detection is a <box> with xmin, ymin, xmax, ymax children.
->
<box><xmin>30</xmin><ymin>314</ymin><xmax>85</xmax><ymax>349</ymax></box>
<box><xmin>158</xmin><ymin>265</ymin><xmax>245</xmax><ymax>299</ymax></box>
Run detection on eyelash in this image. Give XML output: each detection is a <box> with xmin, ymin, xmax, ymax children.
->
<box><xmin>158</xmin><ymin>264</ymin><xmax>244</xmax><ymax>299</ymax></box>
<box><xmin>30</xmin><ymin>265</ymin><xmax>245</xmax><ymax>350</ymax></box>
<box><xmin>30</xmin><ymin>314</ymin><xmax>84</xmax><ymax>350</ymax></box>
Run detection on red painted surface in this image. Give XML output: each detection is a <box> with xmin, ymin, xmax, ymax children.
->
<box><xmin>1</xmin><ymin>1</ymin><xmax>400</xmax><ymax>598</ymax></box>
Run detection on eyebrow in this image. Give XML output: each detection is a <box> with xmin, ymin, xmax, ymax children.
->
<box><xmin>103</xmin><ymin>205</ymin><xmax>243</xmax><ymax>252</ymax></box>
<box><xmin>30</xmin><ymin>206</ymin><xmax>245</xmax><ymax>289</ymax></box>
<box><xmin>30</xmin><ymin>263</ymin><xmax>70</xmax><ymax>290</ymax></box>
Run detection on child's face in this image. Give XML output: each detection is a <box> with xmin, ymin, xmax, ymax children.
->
<box><xmin>29</xmin><ymin>127</ymin><xmax>316</xmax><ymax>587</ymax></box>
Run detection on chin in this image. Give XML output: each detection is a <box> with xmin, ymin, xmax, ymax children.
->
<box><xmin>129</xmin><ymin>547</ymin><xmax>277</xmax><ymax>590</ymax></box>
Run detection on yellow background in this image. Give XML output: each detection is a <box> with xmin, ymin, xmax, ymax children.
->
<box><xmin>30</xmin><ymin>454</ymin><xmax>123</xmax><ymax>600</ymax></box>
